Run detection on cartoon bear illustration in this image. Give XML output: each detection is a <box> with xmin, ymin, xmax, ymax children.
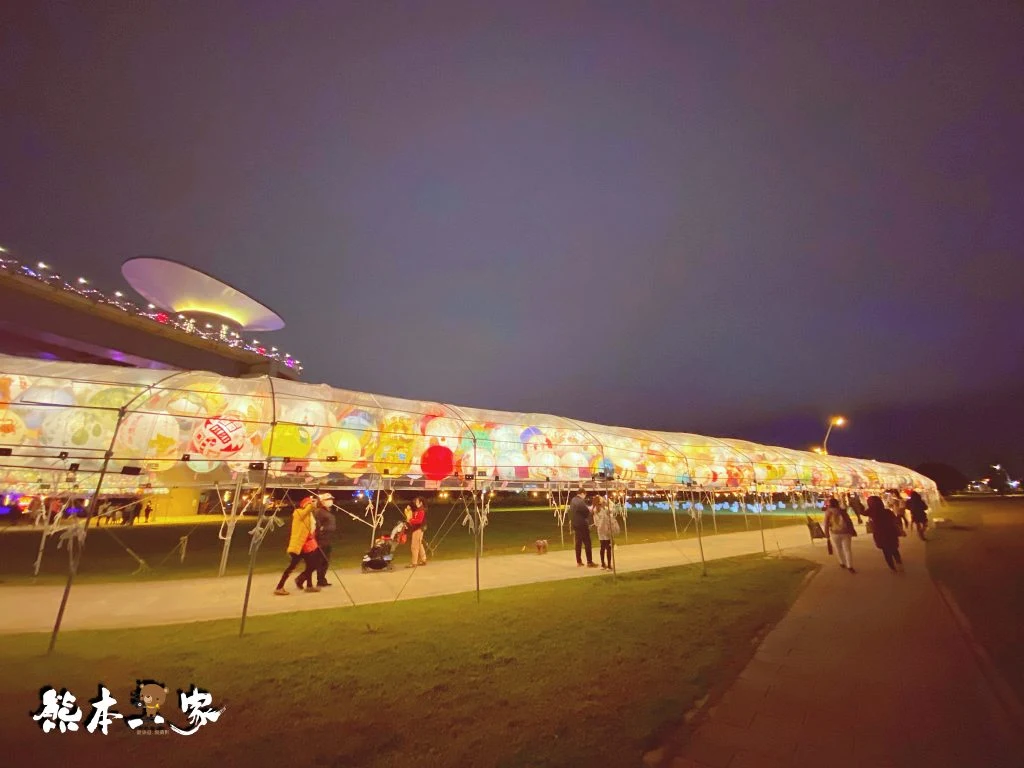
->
<box><xmin>131</xmin><ymin>680</ymin><xmax>168</xmax><ymax>720</ymax></box>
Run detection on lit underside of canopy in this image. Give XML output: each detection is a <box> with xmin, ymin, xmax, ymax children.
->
<box><xmin>121</xmin><ymin>257</ymin><xmax>285</xmax><ymax>332</ymax></box>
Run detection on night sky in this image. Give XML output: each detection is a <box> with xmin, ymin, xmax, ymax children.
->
<box><xmin>2</xmin><ymin>2</ymin><xmax>1022</xmax><ymax>476</ymax></box>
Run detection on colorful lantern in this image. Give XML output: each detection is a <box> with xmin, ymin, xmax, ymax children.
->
<box><xmin>186</xmin><ymin>458</ymin><xmax>221</xmax><ymax>474</ymax></box>
<box><xmin>495</xmin><ymin>450</ymin><xmax>528</xmax><ymax>480</ymax></box>
<box><xmin>116</xmin><ymin>413</ymin><xmax>182</xmax><ymax>458</ymax></box>
<box><xmin>191</xmin><ymin>417</ymin><xmax>247</xmax><ymax>459</ymax></box>
<box><xmin>527</xmin><ymin>450</ymin><xmax>558</xmax><ymax>480</ymax></box>
<box><xmin>14</xmin><ymin>386</ymin><xmax>76</xmax><ymax>429</ymax></box>
<box><xmin>420</xmin><ymin>445</ymin><xmax>455</xmax><ymax>481</ymax></box>
<box><xmin>490</xmin><ymin>425</ymin><xmax>524</xmax><ymax>451</ymax></box>
<box><xmin>164</xmin><ymin>390</ymin><xmax>211</xmax><ymax>418</ymax></box>
<box><xmin>372</xmin><ymin>437</ymin><xmax>415</xmax><ymax>476</ymax></box>
<box><xmin>559</xmin><ymin>451</ymin><xmax>588</xmax><ymax>479</ymax></box>
<box><xmin>458</xmin><ymin>447</ymin><xmax>495</xmax><ymax>479</ymax></box>
<box><xmin>41</xmin><ymin>409</ymin><xmax>113</xmax><ymax>452</ymax></box>
<box><xmin>277</xmin><ymin>399</ymin><xmax>336</xmax><ymax>436</ymax></box>
<box><xmin>266</xmin><ymin>423</ymin><xmax>313</xmax><ymax>459</ymax></box>
<box><xmin>0</xmin><ymin>409</ymin><xmax>29</xmax><ymax>445</ymax></box>
<box><xmin>339</xmin><ymin>409</ymin><xmax>378</xmax><ymax>449</ymax></box>
<box><xmin>524</xmin><ymin>432</ymin><xmax>554</xmax><ymax>456</ymax></box>
<box><xmin>314</xmin><ymin>429</ymin><xmax>363</xmax><ymax>475</ymax></box>
<box><xmin>0</xmin><ymin>374</ymin><xmax>32</xmax><ymax>404</ymax></box>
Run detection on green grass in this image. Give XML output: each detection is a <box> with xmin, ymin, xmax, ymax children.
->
<box><xmin>925</xmin><ymin>498</ymin><xmax>1024</xmax><ymax>700</ymax></box>
<box><xmin>0</xmin><ymin>555</ymin><xmax>815</xmax><ymax>768</ymax></box>
<box><xmin>0</xmin><ymin>506</ymin><xmax>807</xmax><ymax>586</ymax></box>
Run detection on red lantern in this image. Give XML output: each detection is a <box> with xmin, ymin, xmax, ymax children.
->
<box><xmin>420</xmin><ymin>445</ymin><xmax>454</xmax><ymax>481</ymax></box>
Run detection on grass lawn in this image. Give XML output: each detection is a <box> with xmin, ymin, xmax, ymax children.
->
<box><xmin>0</xmin><ymin>554</ymin><xmax>814</xmax><ymax>768</ymax></box>
<box><xmin>0</xmin><ymin>506</ymin><xmax>807</xmax><ymax>586</ymax></box>
<box><xmin>925</xmin><ymin>498</ymin><xmax>1024</xmax><ymax>700</ymax></box>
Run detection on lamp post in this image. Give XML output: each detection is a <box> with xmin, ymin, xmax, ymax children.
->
<box><xmin>821</xmin><ymin>416</ymin><xmax>846</xmax><ymax>454</ymax></box>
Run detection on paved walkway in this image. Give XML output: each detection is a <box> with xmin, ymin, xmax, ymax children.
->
<box><xmin>0</xmin><ymin>522</ymin><xmax>813</xmax><ymax>634</ymax></box>
<box><xmin>662</xmin><ymin>532</ymin><xmax>1024</xmax><ymax>768</ymax></box>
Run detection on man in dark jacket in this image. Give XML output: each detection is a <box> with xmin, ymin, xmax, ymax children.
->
<box><xmin>848</xmin><ymin>493</ymin><xmax>865</xmax><ymax>524</ymax></box>
<box><xmin>313</xmin><ymin>496</ymin><xmax>337</xmax><ymax>587</ymax></box>
<box><xmin>906</xmin><ymin>490</ymin><xmax>929</xmax><ymax>541</ymax></box>
<box><xmin>569</xmin><ymin>490</ymin><xmax>597</xmax><ymax>567</ymax></box>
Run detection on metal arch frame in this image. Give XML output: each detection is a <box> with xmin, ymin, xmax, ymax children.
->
<box><xmin>46</xmin><ymin>366</ymin><xmax>194</xmax><ymax>654</ymax></box>
<box><xmin>1</xmin><ymin>357</ymin><xmax>939</xmax><ymax>502</ymax></box>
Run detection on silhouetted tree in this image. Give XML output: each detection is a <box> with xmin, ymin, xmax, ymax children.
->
<box><xmin>915</xmin><ymin>462</ymin><xmax>968</xmax><ymax>495</ymax></box>
<box><xmin>985</xmin><ymin>463</ymin><xmax>1010</xmax><ymax>494</ymax></box>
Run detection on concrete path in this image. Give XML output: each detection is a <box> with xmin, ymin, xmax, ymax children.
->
<box><xmin>0</xmin><ymin>522</ymin><xmax>812</xmax><ymax>634</ymax></box>
<box><xmin>664</xmin><ymin>532</ymin><xmax>1024</xmax><ymax>768</ymax></box>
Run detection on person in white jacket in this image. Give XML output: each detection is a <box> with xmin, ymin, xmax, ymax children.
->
<box><xmin>823</xmin><ymin>497</ymin><xmax>857</xmax><ymax>573</ymax></box>
<box><xmin>593</xmin><ymin>496</ymin><xmax>619</xmax><ymax>570</ymax></box>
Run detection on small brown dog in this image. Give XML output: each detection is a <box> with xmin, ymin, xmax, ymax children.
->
<box><xmin>535</xmin><ymin>539</ymin><xmax>549</xmax><ymax>554</ymax></box>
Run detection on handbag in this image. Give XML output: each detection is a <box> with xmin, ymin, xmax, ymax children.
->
<box><xmin>826</xmin><ymin>538</ymin><xmax>834</xmax><ymax>555</ymax></box>
<box><xmin>866</xmin><ymin>520</ymin><xmax>874</xmax><ymax>534</ymax></box>
<box><xmin>301</xmin><ymin>535</ymin><xmax>318</xmax><ymax>554</ymax></box>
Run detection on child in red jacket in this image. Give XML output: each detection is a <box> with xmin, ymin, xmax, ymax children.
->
<box><xmin>407</xmin><ymin>497</ymin><xmax>428</xmax><ymax>567</ymax></box>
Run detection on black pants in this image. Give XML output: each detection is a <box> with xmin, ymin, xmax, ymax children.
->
<box><xmin>881</xmin><ymin>544</ymin><xmax>902</xmax><ymax>571</ymax></box>
<box><xmin>276</xmin><ymin>553</ymin><xmax>315</xmax><ymax>590</ymax></box>
<box><xmin>315</xmin><ymin>545</ymin><xmax>332</xmax><ymax>586</ymax></box>
<box><xmin>600</xmin><ymin>539</ymin><xmax>613</xmax><ymax>568</ymax></box>
<box><xmin>574</xmin><ymin>526</ymin><xmax>593</xmax><ymax>564</ymax></box>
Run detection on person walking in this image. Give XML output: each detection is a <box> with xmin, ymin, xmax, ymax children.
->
<box><xmin>570</xmin><ymin>490</ymin><xmax>597</xmax><ymax>568</ymax></box>
<box><xmin>864</xmin><ymin>495</ymin><xmax>904</xmax><ymax>573</ymax></box>
<box><xmin>823</xmin><ymin>497</ymin><xmax>856</xmax><ymax>573</ymax></box>
<box><xmin>886</xmin><ymin>490</ymin><xmax>908</xmax><ymax>533</ymax></box>
<box><xmin>313</xmin><ymin>495</ymin><xmax>337</xmax><ymax>587</ymax></box>
<box><xmin>848</xmin><ymin>493</ymin><xmax>865</xmax><ymax>525</ymax></box>
<box><xmin>593</xmin><ymin>496</ymin><xmax>618</xmax><ymax>570</ymax></box>
<box><xmin>906</xmin><ymin>490</ymin><xmax>929</xmax><ymax>541</ymax></box>
<box><xmin>407</xmin><ymin>497</ymin><xmax>428</xmax><ymax>568</ymax></box>
<box><xmin>143</xmin><ymin>502</ymin><xmax>152</xmax><ymax>524</ymax></box>
<box><xmin>274</xmin><ymin>496</ymin><xmax>320</xmax><ymax>595</ymax></box>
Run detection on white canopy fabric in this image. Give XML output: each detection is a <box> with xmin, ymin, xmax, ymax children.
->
<box><xmin>0</xmin><ymin>354</ymin><xmax>938</xmax><ymax>502</ymax></box>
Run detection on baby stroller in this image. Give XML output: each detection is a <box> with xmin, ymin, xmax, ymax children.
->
<box><xmin>361</xmin><ymin>521</ymin><xmax>408</xmax><ymax>572</ymax></box>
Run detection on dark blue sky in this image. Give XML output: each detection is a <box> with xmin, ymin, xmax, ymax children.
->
<box><xmin>2</xmin><ymin>1</ymin><xmax>1022</xmax><ymax>474</ymax></box>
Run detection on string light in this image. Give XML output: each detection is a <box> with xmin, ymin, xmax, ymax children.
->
<box><xmin>0</xmin><ymin>253</ymin><xmax>303</xmax><ymax>374</ymax></box>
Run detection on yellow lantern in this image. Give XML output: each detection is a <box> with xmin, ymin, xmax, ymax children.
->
<box><xmin>267</xmin><ymin>423</ymin><xmax>313</xmax><ymax>459</ymax></box>
<box><xmin>314</xmin><ymin>429</ymin><xmax>363</xmax><ymax>475</ymax></box>
<box><xmin>372</xmin><ymin>437</ymin><xmax>415</xmax><ymax>476</ymax></box>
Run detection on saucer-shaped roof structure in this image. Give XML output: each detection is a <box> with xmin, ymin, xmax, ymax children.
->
<box><xmin>121</xmin><ymin>257</ymin><xmax>285</xmax><ymax>332</ymax></box>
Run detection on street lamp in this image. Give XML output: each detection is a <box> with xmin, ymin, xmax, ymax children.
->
<box><xmin>822</xmin><ymin>416</ymin><xmax>846</xmax><ymax>454</ymax></box>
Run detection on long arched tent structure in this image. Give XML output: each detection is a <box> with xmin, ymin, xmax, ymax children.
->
<box><xmin>0</xmin><ymin>354</ymin><xmax>938</xmax><ymax>505</ymax></box>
